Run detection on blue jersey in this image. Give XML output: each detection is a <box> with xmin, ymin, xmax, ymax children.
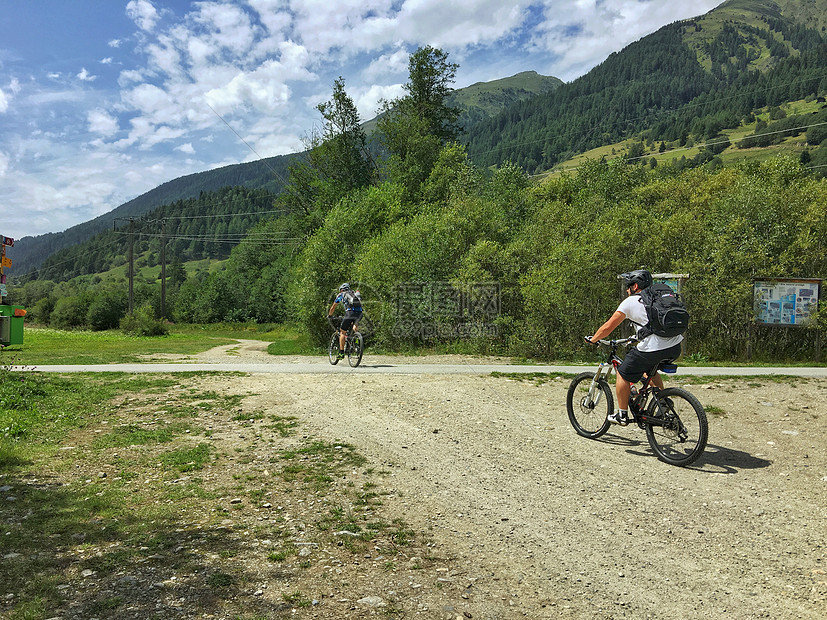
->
<box><xmin>336</xmin><ymin>290</ymin><xmax>362</xmax><ymax>312</ymax></box>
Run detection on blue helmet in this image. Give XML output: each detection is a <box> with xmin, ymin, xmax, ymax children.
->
<box><xmin>338</xmin><ymin>282</ymin><xmax>351</xmax><ymax>292</ymax></box>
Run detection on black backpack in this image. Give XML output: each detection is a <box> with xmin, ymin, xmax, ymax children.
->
<box><xmin>637</xmin><ymin>283</ymin><xmax>690</xmax><ymax>338</ymax></box>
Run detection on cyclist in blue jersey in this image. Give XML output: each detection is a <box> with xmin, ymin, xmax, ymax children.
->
<box><xmin>328</xmin><ymin>283</ymin><xmax>363</xmax><ymax>360</ymax></box>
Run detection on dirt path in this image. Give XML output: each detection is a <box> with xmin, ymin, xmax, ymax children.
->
<box><xmin>31</xmin><ymin>340</ymin><xmax>824</xmax><ymax>619</ymax></box>
<box><xmin>197</xmin><ymin>340</ymin><xmax>827</xmax><ymax>619</ymax></box>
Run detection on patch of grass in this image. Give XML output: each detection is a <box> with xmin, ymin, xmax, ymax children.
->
<box><xmin>159</xmin><ymin>443</ymin><xmax>212</xmax><ymax>472</ymax></box>
<box><xmin>282</xmin><ymin>591</ymin><xmax>312</xmax><ymax>608</ymax></box>
<box><xmin>268</xmin><ymin>543</ymin><xmax>296</xmax><ymax>562</ymax></box>
<box><xmin>93</xmin><ymin>422</ymin><xmax>193</xmax><ymax>448</ymax></box>
<box><xmin>268</xmin><ymin>415</ymin><xmax>299</xmax><ymax>436</ymax></box>
<box><xmin>232</xmin><ymin>410</ymin><xmax>266</xmax><ymax>422</ymax></box>
<box><xmin>207</xmin><ymin>572</ymin><xmax>236</xmax><ymax>588</ymax></box>
<box><xmin>705</xmin><ymin>405</ymin><xmax>727</xmax><ymax>417</ymax></box>
<box><xmin>2</xmin><ymin>322</ymin><xmax>314</xmax><ymax>365</ymax></box>
<box><xmin>490</xmin><ymin>371</ymin><xmax>575</xmax><ymax>384</ymax></box>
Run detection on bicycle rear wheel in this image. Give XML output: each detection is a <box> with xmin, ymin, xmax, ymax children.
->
<box><xmin>645</xmin><ymin>387</ymin><xmax>708</xmax><ymax>466</ymax></box>
<box><xmin>566</xmin><ymin>372</ymin><xmax>613</xmax><ymax>438</ymax></box>
<box><xmin>328</xmin><ymin>332</ymin><xmax>340</xmax><ymax>365</ymax></box>
<box><xmin>347</xmin><ymin>332</ymin><xmax>363</xmax><ymax>367</ymax></box>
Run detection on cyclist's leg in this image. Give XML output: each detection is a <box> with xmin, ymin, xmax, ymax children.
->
<box><xmin>616</xmin><ymin>350</ymin><xmax>647</xmax><ymax>410</ymax></box>
<box><xmin>647</xmin><ymin>371</ymin><xmax>664</xmax><ymax>390</ymax></box>
<box><xmin>340</xmin><ymin>314</ymin><xmax>356</xmax><ymax>351</ymax></box>
<box><xmin>615</xmin><ymin>372</ymin><xmax>633</xmax><ymax>411</ymax></box>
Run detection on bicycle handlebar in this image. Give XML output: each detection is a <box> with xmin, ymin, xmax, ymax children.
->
<box><xmin>585</xmin><ymin>336</ymin><xmax>639</xmax><ymax>347</ymax></box>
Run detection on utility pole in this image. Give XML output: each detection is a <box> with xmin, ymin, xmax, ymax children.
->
<box><xmin>160</xmin><ymin>219</ymin><xmax>167</xmax><ymax>319</ymax></box>
<box><xmin>127</xmin><ymin>218</ymin><xmax>134</xmax><ymax>315</ymax></box>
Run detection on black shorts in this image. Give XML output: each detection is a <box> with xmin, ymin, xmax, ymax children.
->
<box><xmin>340</xmin><ymin>310</ymin><xmax>362</xmax><ymax>332</ymax></box>
<box><xmin>617</xmin><ymin>343</ymin><xmax>682</xmax><ymax>383</ymax></box>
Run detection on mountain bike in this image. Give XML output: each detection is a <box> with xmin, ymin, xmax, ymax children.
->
<box><xmin>327</xmin><ymin>316</ymin><xmax>363</xmax><ymax>368</ymax></box>
<box><xmin>566</xmin><ymin>337</ymin><xmax>708</xmax><ymax>467</ymax></box>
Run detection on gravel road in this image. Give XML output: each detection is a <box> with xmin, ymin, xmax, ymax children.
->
<box><xmin>184</xmin><ymin>341</ymin><xmax>827</xmax><ymax>618</ymax></box>
<box><xmin>23</xmin><ymin>340</ymin><xmax>827</xmax><ymax>618</ymax></box>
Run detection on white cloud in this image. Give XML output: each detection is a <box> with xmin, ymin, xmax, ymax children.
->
<box><xmin>175</xmin><ymin>142</ymin><xmax>195</xmax><ymax>154</ymax></box>
<box><xmin>0</xmin><ymin>88</ymin><xmax>8</xmax><ymax>113</ymax></box>
<box><xmin>190</xmin><ymin>2</ymin><xmax>257</xmax><ymax>56</ymax></box>
<box><xmin>0</xmin><ymin>152</ymin><xmax>9</xmax><ymax>176</ymax></box>
<box><xmin>354</xmin><ymin>83</ymin><xmax>405</xmax><ymax>118</ymax></box>
<box><xmin>88</xmin><ymin>109</ymin><xmax>119</xmax><ymax>137</ymax></box>
<box><xmin>126</xmin><ymin>0</ymin><xmax>160</xmax><ymax>32</ymax></box>
<box><xmin>77</xmin><ymin>68</ymin><xmax>97</xmax><ymax>82</ymax></box>
<box><xmin>363</xmin><ymin>50</ymin><xmax>410</xmax><ymax>81</ymax></box>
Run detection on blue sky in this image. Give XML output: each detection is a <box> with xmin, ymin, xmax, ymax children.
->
<box><xmin>0</xmin><ymin>0</ymin><xmax>722</xmax><ymax>240</ymax></box>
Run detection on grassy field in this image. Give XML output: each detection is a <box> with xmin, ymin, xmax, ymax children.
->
<box><xmin>0</xmin><ymin>323</ymin><xmax>314</xmax><ymax>366</ymax></box>
<box><xmin>0</xmin><ymin>369</ymin><xmax>422</xmax><ymax>619</ymax></box>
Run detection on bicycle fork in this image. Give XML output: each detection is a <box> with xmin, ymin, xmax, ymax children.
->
<box><xmin>585</xmin><ymin>362</ymin><xmax>613</xmax><ymax>407</ymax></box>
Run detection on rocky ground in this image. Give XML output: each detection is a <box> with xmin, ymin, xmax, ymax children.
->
<box><xmin>5</xmin><ymin>341</ymin><xmax>826</xmax><ymax>619</ymax></box>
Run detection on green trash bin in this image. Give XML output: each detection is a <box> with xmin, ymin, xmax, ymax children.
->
<box><xmin>0</xmin><ymin>305</ymin><xmax>25</xmax><ymax>346</ymax></box>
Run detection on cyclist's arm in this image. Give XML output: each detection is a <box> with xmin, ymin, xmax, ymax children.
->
<box><xmin>587</xmin><ymin>311</ymin><xmax>626</xmax><ymax>343</ymax></box>
<box><xmin>327</xmin><ymin>300</ymin><xmax>338</xmax><ymax>317</ymax></box>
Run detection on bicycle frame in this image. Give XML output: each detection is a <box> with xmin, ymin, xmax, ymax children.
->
<box><xmin>587</xmin><ymin>338</ymin><xmax>674</xmax><ymax>429</ymax></box>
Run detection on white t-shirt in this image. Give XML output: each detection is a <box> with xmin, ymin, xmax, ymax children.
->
<box><xmin>617</xmin><ymin>294</ymin><xmax>683</xmax><ymax>353</ymax></box>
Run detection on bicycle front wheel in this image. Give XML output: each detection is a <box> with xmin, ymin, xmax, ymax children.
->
<box><xmin>645</xmin><ymin>387</ymin><xmax>708</xmax><ymax>467</ymax></box>
<box><xmin>566</xmin><ymin>372</ymin><xmax>613</xmax><ymax>439</ymax></box>
<box><xmin>347</xmin><ymin>332</ymin><xmax>363</xmax><ymax>367</ymax></box>
<box><xmin>328</xmin><ymin>332</ymin><xmax>340</xmax><ymax>365</ymax></box>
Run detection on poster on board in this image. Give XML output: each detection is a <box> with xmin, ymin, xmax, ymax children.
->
<box><xmin>753</xmin><ymin>279</ymin><xmax>821</xmax><ymax>326</ymax></box>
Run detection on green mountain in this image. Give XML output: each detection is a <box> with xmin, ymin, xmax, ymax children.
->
<box><xmin>15</xmin><ymin>0</ymin><xmax>827</xmax><ymax>279</ymax></box>
<box><xmin>11</xmin><ymin>155</ymin><xmax>294</xmax><ymax>279</ymax></box>
<box><xmin>465</xmin><ymin>0</ymin><xmax>827</xmax><ymax>172</ymax></box>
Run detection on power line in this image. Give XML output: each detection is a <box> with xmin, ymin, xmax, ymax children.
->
<box><xmin>154</xmin><ymin>208</ymin><xmax>292</xmax><ymax>222</ymax></box>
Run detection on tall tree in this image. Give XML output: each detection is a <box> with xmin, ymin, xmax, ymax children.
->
<box><xmin>377</xmin><ymin>46</ymin><xmax>462</xmax><ymax>202</ymax></box>
<box><xmin>281</xmin><ymin>77</ymin><xmax>375</xmax><ymax>224</ymax></box>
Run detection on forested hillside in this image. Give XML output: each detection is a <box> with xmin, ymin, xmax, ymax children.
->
<box><xmin>10</xmin><ymin>155</ymin><xmax>294</xmax><ymax>278</ymax></box>
<box><xmin>28</xmin><ymin>187</ymin><xmax>281</xmax><ymax>283</ymax></box>
<box><xmin>17</xmin><ymin>0</ymin><xmax>827</xmax><ymax>276</ymax></box>
<box><xmin>465</xmin><ymin>0</ymin><xmax>827</xmax><ymax>172</ymax></box>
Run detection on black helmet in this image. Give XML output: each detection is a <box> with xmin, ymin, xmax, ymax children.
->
<box><xmin>338</xmin><ymin>282</ymin><xmax>351</xmax><ymax>292</ymax></box>
<box><xmin>621</xmin><ymin>269</ymin><xmax>653</xmax><ymax>290</ymax></box>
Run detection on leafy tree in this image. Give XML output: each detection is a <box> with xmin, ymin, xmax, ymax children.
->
<box><xmin>377</xmin><ymin>46</ymin><xmax>461</xmax><ymax>202</ymax></box>
<box><xmin>281</xmin><ymin>77</ymin><xmax>375</xmax><ymax>225</ymax></box>
<box><xmin>87</xmin><ymin>288</ymin><xmax>128</xmax><ymax>331</ymax></box>
<box><xmin>50</xmin><ymin>294</ymin><xmax>92</xmax><ymax>330</ymax></box>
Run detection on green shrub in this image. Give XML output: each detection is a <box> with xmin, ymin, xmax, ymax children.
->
<box><xmin>120</xmin><ymin>304</ymin><xmax>169</xmax><ymax>337</ymax></box>
<box><xmin>87</xmin><ymin>289</ymin><xmax>127</xmax><ymax>331</ymax></box>
<box><xmin>49</xmin><ymin>295</ymin><xmax>90</xmax><ymax>330</ymax></box>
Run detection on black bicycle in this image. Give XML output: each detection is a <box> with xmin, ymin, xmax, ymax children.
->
<box><xmin>566</xmin><ymin>337</ymin><xmax>708</xmax><ymax>467</ymax></box>
<box><xmin>327</xmin><ymin>316</ymin><xmax>363</xmax><ymax>367</ymax></box>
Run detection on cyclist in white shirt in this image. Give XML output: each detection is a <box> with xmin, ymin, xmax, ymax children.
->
<box><xmin>586</xmin><ymin>270</ymin><xmax>683</xmax><ymax>426</ymax></box>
